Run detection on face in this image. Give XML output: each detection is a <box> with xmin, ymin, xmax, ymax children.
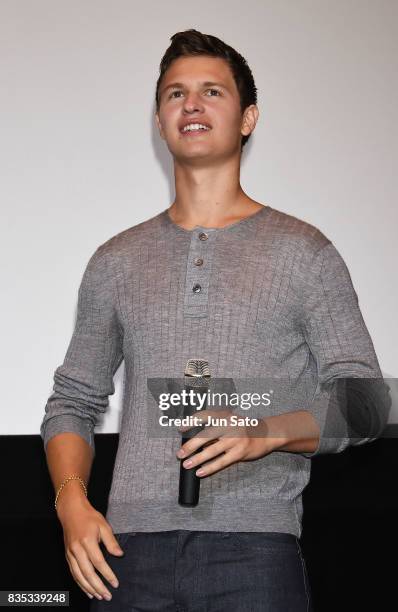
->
<box><xmin>155</xmin><ymin>55</ymin><xmax>258</xmax><ymax>163</ymax></box>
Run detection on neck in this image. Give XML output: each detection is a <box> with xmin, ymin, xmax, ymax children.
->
<box><xmin>169</xmin><ymin>159</ymin><xmax>264</xmax><ymax>230</ymax></box>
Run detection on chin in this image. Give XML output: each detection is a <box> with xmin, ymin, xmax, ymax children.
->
<box><xmin>170</xmin><ymin>143</ymin><xmax>216</xmax><ymax>159</ymax></box>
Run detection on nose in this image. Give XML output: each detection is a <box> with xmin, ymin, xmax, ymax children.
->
<box><xmin>182</xmin><ymin>91</ymin><xmax>205</xmax><ymax>113</ymax></box>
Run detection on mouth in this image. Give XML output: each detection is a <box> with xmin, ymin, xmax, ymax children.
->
<box><xmin>179</xmin><ymin>122</ymin><xmax>212</xmax><ymax>137</ymax></box>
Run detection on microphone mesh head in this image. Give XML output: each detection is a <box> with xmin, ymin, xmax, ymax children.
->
<box><xmin>184</xmin><ymin>359</ymin><xmax>211</xmax><ymax>388</ymax></box>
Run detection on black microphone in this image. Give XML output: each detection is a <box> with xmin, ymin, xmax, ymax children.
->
<box><xmin>178</xmin><ymin>359</ymin><xmax>211</xmax><ymax>507</ymax></box>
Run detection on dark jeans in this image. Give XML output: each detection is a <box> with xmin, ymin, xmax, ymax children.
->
<box><xmin>90</xmin><ymin>530</ymin><xmax>312</xmax><ymax>611</ymax></box>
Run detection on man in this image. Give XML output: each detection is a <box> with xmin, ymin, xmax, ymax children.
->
<box><xmin>40</xmin><ymin>29</ymin><xmax>390</xmax><ymax>611</ymax></box>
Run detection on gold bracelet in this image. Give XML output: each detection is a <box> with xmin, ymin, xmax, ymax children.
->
<box><xmin>54</xmin><ymin>475</ymin><xmax>88</xmax><ymax>511</ymax></box>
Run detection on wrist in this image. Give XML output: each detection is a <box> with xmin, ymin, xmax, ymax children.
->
<box><xmin>55</xmin><ymin>478</ymin><xmax>89</xmax><ymax>520</ymax></box>
<box><xmin>258</xmin><ymin>415</ymin><xmax>289</xmax><ymax>452</ymax></box>
<box><xmin>261</xmin><ymin>410</ymin><xmax>320</xmax><ymax>453</ymax></box>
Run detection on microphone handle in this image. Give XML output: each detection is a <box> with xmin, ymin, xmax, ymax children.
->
<box><xmin>178</xmin><ymin>434</ymin><xmax>201</xmax><ymax>507</ymax></box>
<box><xmin>178</xmin><ymin>385</ymin><xmax>207</xmax><ymax>507</ymax></box>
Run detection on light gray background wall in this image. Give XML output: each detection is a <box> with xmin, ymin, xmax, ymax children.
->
<box><xmin>1</xmin><ymin>0</ymin><xmax>397</xmax><ymax>436</ymax></box>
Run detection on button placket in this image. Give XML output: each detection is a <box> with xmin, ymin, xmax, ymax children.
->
<box><xmin>183</xmin><ymin>229</ymin><xmax>216</xmax><ymax>317</ymax></box>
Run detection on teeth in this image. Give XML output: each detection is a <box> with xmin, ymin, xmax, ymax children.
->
<box><xmin>182</xmin><ymin>123</ymin><xmax>210</xmax><ymax>132</ymax></box>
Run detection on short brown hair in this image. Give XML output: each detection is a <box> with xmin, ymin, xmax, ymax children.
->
<box><xmin>155</xmin><ymin>29</ymin><xmax>258</xmax><ymax>150</ymax></box>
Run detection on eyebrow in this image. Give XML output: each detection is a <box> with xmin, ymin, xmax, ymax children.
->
<box><xmin>161</xmin><ymin>81</ymin><xmax>229</xmax><ymax>96</ymax></box>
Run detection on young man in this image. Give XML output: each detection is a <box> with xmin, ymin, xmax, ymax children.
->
<box><xmin>40</xmin><ymin>29</ymin><xmax>390</xmax><ymax>611</ymax></box>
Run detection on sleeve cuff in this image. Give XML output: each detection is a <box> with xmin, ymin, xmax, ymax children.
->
<box><xmin>300</xmin><ymin>377</ymin><xmax>391</xmax><ymax>458</ymax></box>
<box><xmin>40</xmin><ymin>414</ymin><xmax>95</xmax><ymax>456</ymax></box>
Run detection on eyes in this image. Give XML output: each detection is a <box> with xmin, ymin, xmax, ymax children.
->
<box><xmin>169</xmin><ymin>88</ymin><xmax>221</xmax><ymax>100</ymax></box>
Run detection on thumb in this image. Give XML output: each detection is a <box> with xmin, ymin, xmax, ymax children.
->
<box><xmin>100</xmin><ymin>525</ymin><xmax>125</xmax><ymax>556</ymax></box>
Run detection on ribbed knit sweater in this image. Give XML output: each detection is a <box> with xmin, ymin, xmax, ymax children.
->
<box><xmin>40</xmin><ymin>205</ymin><xmax>390</xmax><ymax>538</ymax></box>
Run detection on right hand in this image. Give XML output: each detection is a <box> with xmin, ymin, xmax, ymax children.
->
<box><xmin>58</xmin><ymin>495</ymin><xmax>124</xmax><ymax>601</ymax></box>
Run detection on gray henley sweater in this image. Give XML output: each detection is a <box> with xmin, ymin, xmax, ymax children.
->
<box><xmin>40</xmin><ymin>205</ymin><xmax>390</xmax><ymax>538</ymax></box>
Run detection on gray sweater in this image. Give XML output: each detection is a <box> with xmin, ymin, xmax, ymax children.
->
<box><xmin>40</xmin><ymin>205</ymin><xmax>390</xmax><ymax>537</ymax></box>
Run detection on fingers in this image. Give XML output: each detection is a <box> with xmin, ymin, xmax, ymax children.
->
<box><xmin>176</xmin><ymin>410</ymin><xmax>275</xmax><ymax>476</ymax></box>
<box><xmin>66</xmin><ymin>543</ymin><xmax>115</xmax><ymax>601</ymax></box>
<box><xmin>180</xmin><ymin>438</ymin><xmax>228</xmax><ymax>471</ymax></box>
<box><xmin>195</xmin><ymin>446</ymin><xmax>243</xmax><ymax>477</ymax></box>
<box><xmin>178</xmin><ymin>426</ymin><xmax>257</xmax><ymax>476</ymax></box>
<box><xmin>65</xmin><ymin>551</ymin><xmax>101</xmax><ymax>600</ymax></box>
<box><xmin>177</xmin><ymin>420</ymin><xmax>240</xmax><ymax>458</ymax></box>
<box><xmin>84</xmin><ymin>539</ymin><xmax>120</xmax><ymax>588</ymax></box>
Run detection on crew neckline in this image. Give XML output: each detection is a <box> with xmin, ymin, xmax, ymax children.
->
<box><xmin>161</xmin><ymin>204</ymin><xmax>272</xmax><ymax>234</ymax></box>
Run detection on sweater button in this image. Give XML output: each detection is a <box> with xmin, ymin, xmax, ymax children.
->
<box><xmin>192</xmin><ymin>284</ymin><xmax>202</xmax><ymax>293</ymax></box>
<box><xmin>198</xmin><ymin>232</ymin><xmax>208</xmax><ymax>241</ymax></box>
<box><xmin>194</xmin><ymin>257</ymin><xmax>203</xmax><ymax>266</ymax></box>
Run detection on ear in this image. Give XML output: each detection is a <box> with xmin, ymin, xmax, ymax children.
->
<box><xmin>155</xmin><ymin>112</ymin><xmax>165</xmax><ymax>140</ymax></box>
<box><xmin>241</xmin><ymin>104</ymin><xmax>259</xmax><ymax>138</ymax></box>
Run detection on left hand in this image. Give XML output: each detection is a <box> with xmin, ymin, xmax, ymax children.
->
<box><xmin>175</xmin><ymin>408</ymin><xmax>278</xmax><ymax>478</ymax></box>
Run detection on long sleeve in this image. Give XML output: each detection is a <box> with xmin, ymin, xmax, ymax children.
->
<box><xmin>40</xmin><ymin>246</ymin><xmax>124</xmax><ymax>458</ymax></box>
<box><xmin>298</xmin><ymin>242</ymin><xmax>391</xmax><ymax>458</ymax></box>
